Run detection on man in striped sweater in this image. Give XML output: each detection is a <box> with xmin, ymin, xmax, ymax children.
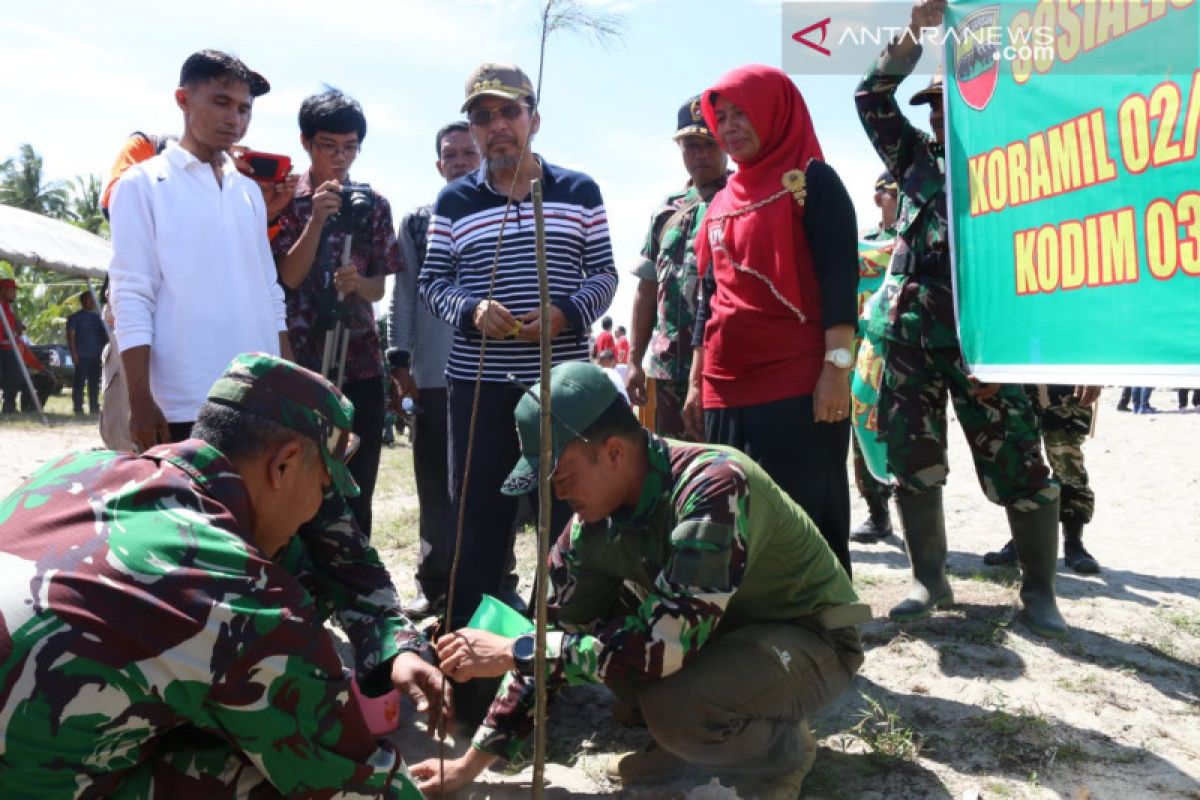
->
<box><xmin>418</xmin><ymin>62</ymin><xmax>617</xmax><ymax>640</ymax></box>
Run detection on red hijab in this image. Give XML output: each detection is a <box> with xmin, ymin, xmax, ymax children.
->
<box><xmin>695</xmin><ymin>65</ymin><xmax>824</xmax><ymax>292</ymax></box>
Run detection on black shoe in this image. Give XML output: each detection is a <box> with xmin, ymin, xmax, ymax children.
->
<box><xmin>983</xmin><ymin>540</ymin><xmax>1017</xmax><ymax>567</ymax></box>
<box><xmin>850</xmin><ymin>510</ymin><xmax>894</xmax><ymax>543</ymax></box>
<box><xmin>1062</xmin><ymin>524</ymin><xmax>1100</xmax><ymax>574</ymax></box>
<box><xmin>1116</xmin><ymin>403</ymin><xmax>1131</xmax><ymax>412</ymax></box>
<box><xmin>401</xmin><ymin>588</ymin><xmax>444</xmax><ymax>619</ymax></box>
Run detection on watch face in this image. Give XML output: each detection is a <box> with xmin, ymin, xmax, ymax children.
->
<box><xmin>513</xmin><ymin>634</ymin><xmax>536</xmax><ymax>662</ymax></box>
<box><xmin>829</xmin><ymin>349</ymin><xmax>852</xmax><ymax>368</ymax></box>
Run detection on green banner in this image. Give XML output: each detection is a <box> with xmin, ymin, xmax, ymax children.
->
<box><xmin>945</xmin><ymin>0</ymin><xmax>1200</xmax><ymax>386</ymax></box>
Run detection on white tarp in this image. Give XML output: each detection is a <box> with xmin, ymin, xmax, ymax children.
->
<box><xmin>0</xmin><ymin>203</ymin><xmax>110</xmax><ymax>278</ymax></box>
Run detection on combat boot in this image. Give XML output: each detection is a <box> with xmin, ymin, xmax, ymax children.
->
<box><xmin>733</xmin><ymin>722</ymin><xmax>816</xmax><ymax>800</ymax></box>
<box><xmin>1007</xmin><ymin>502</ymin><xmax>1069</xmax><ymax>638</ymax></box>
<box><xmin>850</xmin><ymin>496</ymin><xmax>894</xmax><ymax>543</ymax></box>
<box><xmin>1062</xmin><ymin>521</ymin><xmax>1100</xmax><ymax>574</ymax></box>
<box><xmin>982</xmin><ymin>540</ymin><xmax>1017</xmax><ymax>566</ymax></box>
<box><xmin>606</xmin><ymin>741</ymin><xmax>695</xmax><ymax>785</ymax></box>
<box><xmin>889</xmin><ymin>489</ymin><xmax>953</xmax><ymax>622</ymax></box>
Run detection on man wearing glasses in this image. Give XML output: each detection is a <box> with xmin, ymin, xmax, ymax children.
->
<box><xmin>273</xmin><ymin>88</ymin><xmax>402</xmax><ymax>537</ymax></box>
<box><xmin>0</xmin><ymin>354</ymin><xmax>446</xmax><ymax>798</ymax></box>
<box><xmin>418</xmin><ymin>62</ymin><xmax>617</xmax><ymax>650</ymax></box>
<box><xmin>855</xmin><ymin>0</ymin><xmax>1066</xmax><ymax>638</ymax></box>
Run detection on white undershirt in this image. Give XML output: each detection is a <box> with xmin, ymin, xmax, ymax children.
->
<box><xmin>109</xmin><ymin>142</ymin><xmax>287</xmax><ymax>423</ymax></box>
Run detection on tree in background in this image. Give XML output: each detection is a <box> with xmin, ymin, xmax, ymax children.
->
<box><xmin>1</xmin><ymin>144</ymin><xmax>108</xmax><ymax>343</ymax></box>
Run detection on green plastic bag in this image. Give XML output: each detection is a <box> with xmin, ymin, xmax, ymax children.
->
<box><xmin>467</xmin><ymin>594</ymin><xmax>534</xmax><ymax>637</ymax></box>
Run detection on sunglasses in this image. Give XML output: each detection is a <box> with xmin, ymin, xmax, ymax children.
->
<box><xmin>468</xmin><ymin>103</ymin><xmax>526</xmax><ymax>127</ymax></box>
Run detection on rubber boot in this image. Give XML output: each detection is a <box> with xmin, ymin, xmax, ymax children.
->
<box><xmin>1007</xmin><ymin>502</ymin><xmax>1069</xmax><ymax>639</ymax></box>
<box><xmin>1062</xmin><ymin>521</ymin><xmax>1100</xmax><ymax>574</ymax></box>
<box><xmin>850</xmin><ymin>495</ymin><xmax>894</xmax><ymax>543</ymax></box>
<box><xmin>889</xmin><ymin>489</ymin><xmax>953</xmax><ymax>621</ymax></box>
<box><xmin>982</xmin><ymin>540</ymin><xmax>1017</xmax><ymax>567</ymax></box>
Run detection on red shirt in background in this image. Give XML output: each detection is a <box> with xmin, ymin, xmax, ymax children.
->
<box><xmin>615</xmin><ymin>335</ymin><xmax>630</xmax><ymax>364</ymax></box>
<box><xmin>592</xmin><ymin>329</ymin><xmax>615</xmax><ymax>358</ymax></box>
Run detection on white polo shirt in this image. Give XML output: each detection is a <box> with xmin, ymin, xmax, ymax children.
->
<box><xmin>109</xmin><ymin>142</ymin><xmax>287</xmax><ymax>423</ymax></box>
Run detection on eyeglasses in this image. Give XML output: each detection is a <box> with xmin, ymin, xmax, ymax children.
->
<box><xmin>468</xmin><ymin>103</ymin><xmax>526</xmax><ymax>127</ymax></box>
<box><xmin>312</xmin><ymin>141</ymin><xmax>360</xmax><ymax>157</ymax></box>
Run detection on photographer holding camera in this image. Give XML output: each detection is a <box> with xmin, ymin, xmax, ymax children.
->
<box><xmin>273</xmin><ymin>89</ymin><xmax>402</xmax><ymax>537</ymax></box>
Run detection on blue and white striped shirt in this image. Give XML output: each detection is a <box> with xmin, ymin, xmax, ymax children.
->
<box><xmin>418</xmin><ymin>158</ymin><xmax>617</xmax><ymax>383</ymax></box>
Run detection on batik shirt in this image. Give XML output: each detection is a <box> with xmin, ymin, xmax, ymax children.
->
<box><xmin>855</xmin><ymin>42</ymin><xmax>958</xmax><ymax>348</ymax></box>
<box><xmin>633</xmin><ymin>178</ymin><xmax>725</xmax><ymax>386</ymax></box>
<box><xmin>272</xmin><ymin>170</ymin><xmax>403</xmax><ymax>383</ymax></box>
<box><xmin>472</xmin><ymin>435</ymin><xmax>862</xmax><ymax>759</ymax></box>
<box><xmin>0</xmin><ymin>442</ymin><xmax>425</xmax><ymax>798</ymax></box>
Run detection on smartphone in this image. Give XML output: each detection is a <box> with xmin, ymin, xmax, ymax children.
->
<box><xmin>240</xmin><ymin>150</ymin><xmax>292</xmax><ymax>183</ymax></box>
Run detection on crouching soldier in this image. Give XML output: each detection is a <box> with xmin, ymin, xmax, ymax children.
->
<box><xmin>412</xmin><ymin>362</ymin><xmax>869</xmax><ymax>799</ymax></box>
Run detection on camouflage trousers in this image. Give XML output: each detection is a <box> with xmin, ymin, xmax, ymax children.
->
<box><xmin>654</xmin><ymin>379</ymin><xmax>690</xmax><ymax>440</ymax></box>
<box><xmin>1026</xmin><ymin>384</ymin><xmax>1095</xmax><ymax>524</ymax></box>
<box><xmin>851</xmin><ymin>432</ymin><xmax>892</xmax><ymax>504</ymax></box>
<box><xmin>878</xmin><ymin>341</ymin><xmax>1058</xmax><ymax>511</ymax></box>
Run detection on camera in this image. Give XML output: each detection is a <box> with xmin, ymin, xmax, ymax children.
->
<box><xmin>332</xmin><ymin>182</ymin><xmax>375</xmax><ymax>234</ymax></box>
<box><xmin>239</xmin><ymin>150</ymin><xmax>292</xmax><ymax>183</ymax></box>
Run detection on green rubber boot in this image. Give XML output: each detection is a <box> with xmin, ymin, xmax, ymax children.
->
<box><xmin>889</xmin><ymin>489</ymin><xmax>954</xmax><ymax>622</ymax></box>
<box><xmin>1007</xmin><ymin>501</ymin><xmax>1069</xmax><ymax>639</ymax></box>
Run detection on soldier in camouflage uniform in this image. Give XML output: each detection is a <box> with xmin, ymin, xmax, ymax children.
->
<box><xmin>851</xmin><ymin>172</ymin><xmax>899</xmax><ymax>543</ymax></box>
<box><xmin>855</xmin><ymin>0</ymin><xmax>1067</xmax><ymax>638</ymax></box>
<box><xmin>984</xmin><ymin>384</ymin><xmax>1102</xmax><ymax>573</ymax></box>
<box><xmin>625</xmin><ymin>96</ymin><xmax>729</xmax><ymax>438</ymax></box>
<box><xmin>0</xmin><ymin>353</ymin><xmax>447</xmax><ymax>799</ymax></box>
<box><xmin>411</xmin><ymin>362</ymin><xmax>868</xmax><ymax>799</ymax></box>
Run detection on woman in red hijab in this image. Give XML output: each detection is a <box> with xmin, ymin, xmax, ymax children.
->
<box><xmin>684</xmin><ymin>64</ymin><xmax>859</xmax><ymax>575</ymax></box>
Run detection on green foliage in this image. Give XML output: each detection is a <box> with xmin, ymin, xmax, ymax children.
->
<box><xmin>0</xmin><ymin>261</ymin><xmax>90</xmax><ymax>344</ymax></box>
<box><xmin>68</xmin><ymin>175</ymin><xmax>109</xmax><ymax>237</ymax></box>
<box><xmin>0</xmin><ymin>144</ymin><xmax>69</xmax><ymax>218</ymax></box>
<box><xmin>850</xmin><ymin>692</ymin><xmax>924</xmax><ymax>764</ymax></box>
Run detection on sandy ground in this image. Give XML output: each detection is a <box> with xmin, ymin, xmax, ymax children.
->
<box><xmin>2</xmin><ymin>389</ymin><xmax>1198</xmax><ymax>799</ymax></box>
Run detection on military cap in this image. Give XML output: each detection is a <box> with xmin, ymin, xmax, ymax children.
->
<box><xmin>875</xmin><ymin>171</ymin><xmax>898</xmax><ymax>192</ymax></box>
<box><xmin>462</xmin><ymin>62</ymin><xmax>536</xmax><ymax>112</ymax></box>
<box><xmin>910</xmin><ymin>64</ymin><xmax>944</xmax><ymax>105</ymax></box>
<box><xmin>673</xmin><ymin>95</ymin><xmax>714</xmax><ymax>141</ymax></box>
<box><xmin>207</xmin><ymin>353</ymin><xmax>360</xmax><ymax>497</ymax></box>
<box><xmin>501</xmin><ymin>362</ymin><xmax>621</xmax><ymax>496</ymax></box>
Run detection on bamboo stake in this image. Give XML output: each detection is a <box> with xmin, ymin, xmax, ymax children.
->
<box><xmin>530</xmin><ymin>177</ymin><xmax>552</xmax><ymax>799</ymax></box>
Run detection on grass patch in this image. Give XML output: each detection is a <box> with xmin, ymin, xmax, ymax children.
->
<box><xmin>1159</xmin><ymin>608</ymin><xmax>1200</xmax><ymax>637</ymax></box>
<box><xmin>849</xmin><ymin>692</ymin><xmax>924</xmax><ymax>765</ymax></box>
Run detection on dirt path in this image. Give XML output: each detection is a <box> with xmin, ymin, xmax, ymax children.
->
<box><xmin>3</xmin><ymin>391</ymin><xmax>1198</xmax><ymax>798</ymax></box>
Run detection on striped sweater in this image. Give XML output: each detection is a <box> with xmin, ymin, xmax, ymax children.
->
<box><xmin>418</xmin><ymin>158</ymin><xmax>617</xmax><ymax>383</ymax></box>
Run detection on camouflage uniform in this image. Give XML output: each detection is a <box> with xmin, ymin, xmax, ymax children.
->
<box><xmin>0</xmin><ymin>354</ymin><xmax>425</xmax><ymax>799</ymax></box>
<box><xmin>855</xmin><ymin>42</ymin><xmax>1056</xmax><ymax>511</ymax></box>
<box><xmin>1026</xmin><ymin>385</ymin><xmax>1094</xmax><ymax>524</ymax></box>
<box><xmin>633</xmin><ymin>178</ymin><xmax>726</xmax><ymax>438</ymax></box>
<box><xmin>475</xmin><ymin>434</ymin><xmax>867</xmax><ymax>775</ymax></box>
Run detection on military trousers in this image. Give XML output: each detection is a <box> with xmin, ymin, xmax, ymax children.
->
<box><xmin>878</xmin><ymin>340</ymin><xmax>1057</xmax><ymax>511</ymax></box>
<box><xmin>612</xmin><ymin>621</ymin><xmax>863</xmax><ymax>778</ymax></box>
<box><xmin>1027</xmin><ymin>385</ymin><xmax>1095</xmax><ymax>524</ymax></box>
<box><xmin>851</xmin><ymin>430</ymin><xmax>893</xmax><ymax>504</ymax></box>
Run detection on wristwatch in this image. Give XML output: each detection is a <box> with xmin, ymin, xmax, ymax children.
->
<box><xmin>825</xmin><ymin>347</ymin><xmax>854</xmax><ymax>369</ymax></box>
<box><xmin>511</xmin><ymin>633</ymin><xmax>537</xmax><ymax>677</ymax></box>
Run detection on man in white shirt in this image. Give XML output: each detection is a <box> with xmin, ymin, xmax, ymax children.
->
<box><xmin>110</xmin><ymin>50</ymin><xmax>290</xmax><ymax>449</ymax></box>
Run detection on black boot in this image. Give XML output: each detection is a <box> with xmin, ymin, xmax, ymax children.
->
<box><xmin>1007</xmin><ymin>502</ymin><xmax>1068</xmax><ymax>639</ymax></box>
<box><xmin>982</xmin><ymin>540</ymin><xmax>1017</xmax><ymax>566</ymax></box>
<box><xmin>1062</xmin><ymin>521</ymin><xmax>1100</xmax><ymax>574</ymax></box>
<box><xmin>851</xmin><ymin>496</ymin><xmax>894</xmax><ymax>543</ymax></box>
<box><xmin>1116</xmin><ymin>387</ymin><xmax>1132</xmax><ymax>411</ymax></box>
<box><xmin>889</xmin><ymin>489</ymin><xmax>953</xmax><ymax>621</ymax></box>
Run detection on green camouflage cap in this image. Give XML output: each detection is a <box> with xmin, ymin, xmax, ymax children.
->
<box><xmin>501</xmin><ymin>362</ymin><xmax>620</xmax><ymax>496</ymax></box>
<box><xmin>207</xmin><ymin>353</ymin><xmax>361</xmax><ymax>497</ymax></box>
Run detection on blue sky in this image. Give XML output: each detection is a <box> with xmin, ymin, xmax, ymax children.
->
<box><xmin>2</xmin><ymin>0</ymin><xmax>937</xmax><ymax>329</ymax></box>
